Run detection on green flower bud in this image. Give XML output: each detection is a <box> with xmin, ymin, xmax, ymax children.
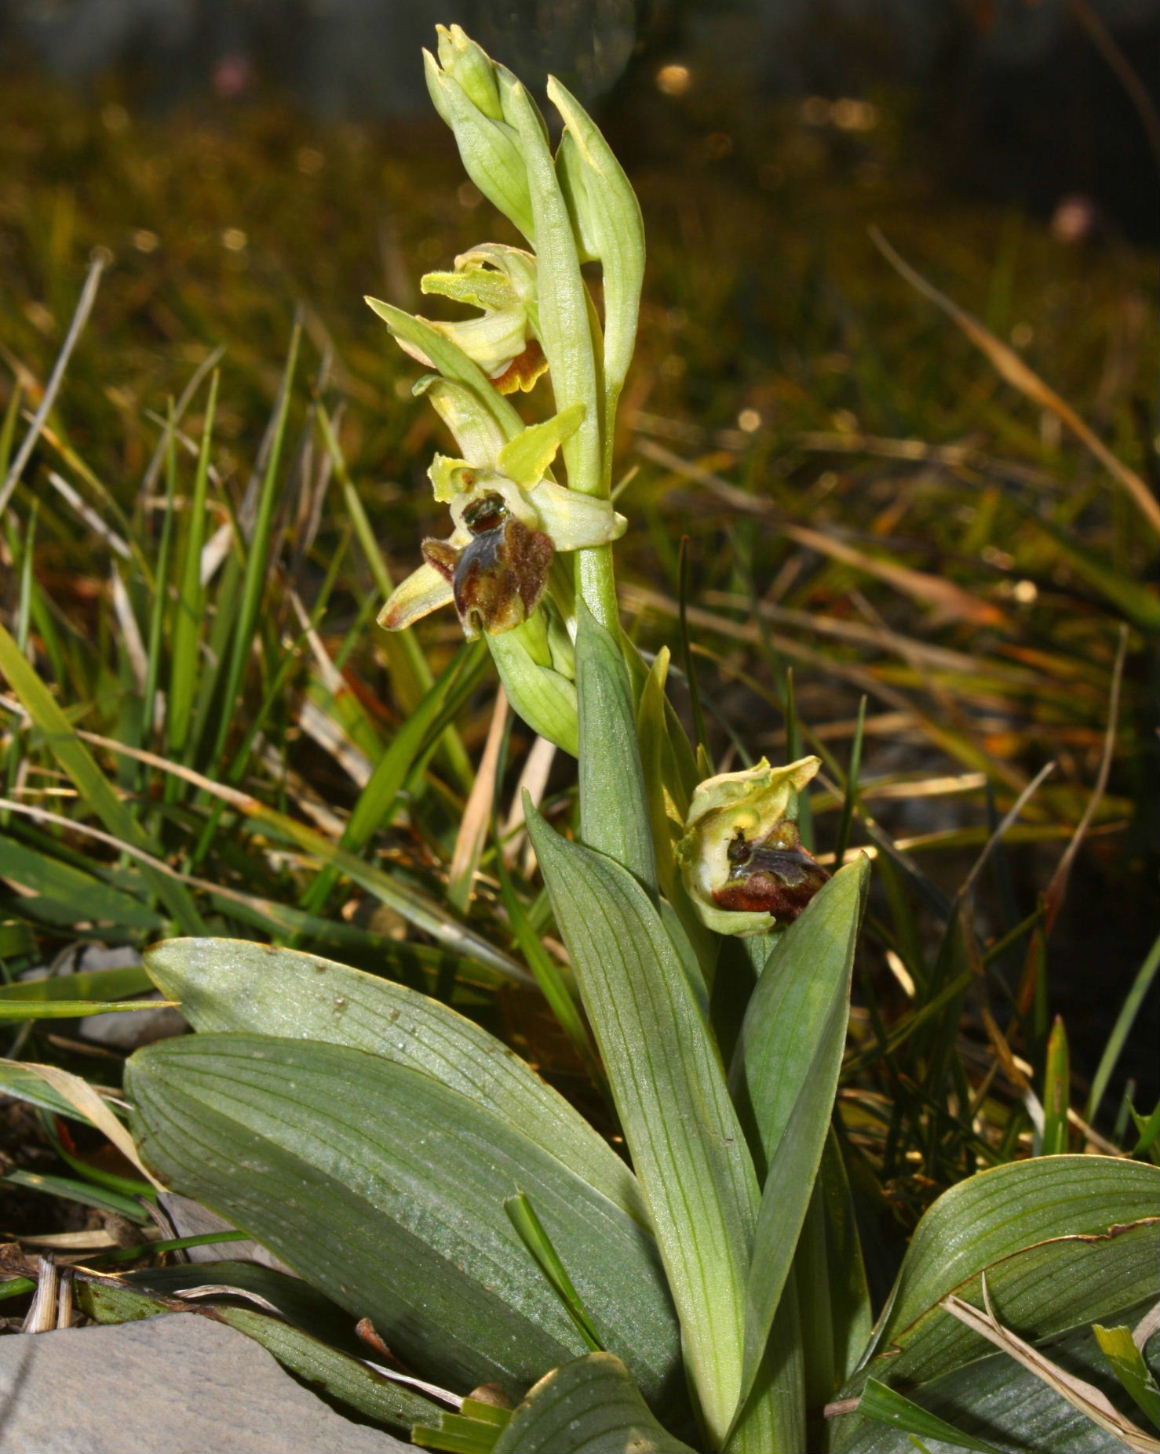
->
<box><xmin>423</xmin><ymin>47</ymin><xmax>534</xmax><ymax>241</ymax></box>
<box><xmin>677</xmin><ymin>757</ymin><xmax>830</xmax><ymax>937</ymax></box>
<box><xmin>435</xmin><ymin>24</ymin><xmax>503</xmax><ymax>120</ymax></box>
<box><xmin>488</xmin><ymin>607</ymin><xmax>579</xmax><ymax>757</ymax></box>
<box><xmin>549</xmin><ymin>77</ymin><xmax>644</xmax><ymax>402</ymax></box>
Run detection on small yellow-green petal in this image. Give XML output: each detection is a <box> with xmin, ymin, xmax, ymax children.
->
<box><xmin>497</xmin><ymin>404</ymin><xmax>586</xmax><ymax>488</ymax></box>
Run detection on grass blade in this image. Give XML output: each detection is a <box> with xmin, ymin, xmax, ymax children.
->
<box><xmin>0</xmin><ymin>621</ymin><xmax>206</xmax><ymax>932</ymax></box>
<box><xmin>1087</xmin><ymin>934</ymin><xmax>1160</xmax><ymax>1125</ymax></box>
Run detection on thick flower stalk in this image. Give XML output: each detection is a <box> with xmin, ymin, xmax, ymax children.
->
<box><xmin>677</xmin><ymin>757</ymin><xmax>831</xmax><ymax>937</ymax></box>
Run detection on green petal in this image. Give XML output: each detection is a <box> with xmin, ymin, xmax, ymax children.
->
<box><xmin>497</xmin><ymin>405</ymin><xmax>586</xmax><ymax>488</ymax></box>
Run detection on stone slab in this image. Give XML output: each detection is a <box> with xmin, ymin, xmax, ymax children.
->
<box><xmin>0</xmin><ymin>1314</ymin><xmax>412</xmax><ymax>1453</ymax></box>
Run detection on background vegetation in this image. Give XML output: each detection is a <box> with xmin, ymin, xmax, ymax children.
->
<box><xmin>0</xmin><ymin>27</ymin><xmax>1157</xmax><ymax>1321</ymax></box>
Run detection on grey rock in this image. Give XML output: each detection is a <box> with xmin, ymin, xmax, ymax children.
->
<box><xmin>0</xmin><ymin>1314</ymin><xmax>412</xmax><ymax>1453</ymax></box>
<box><xmin>77</xmin><ymin>996</ymin><xmax>187</xmax><ymax>1049</ymax></box>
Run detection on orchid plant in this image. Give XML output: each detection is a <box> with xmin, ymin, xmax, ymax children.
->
<box><xmin>102</xmin><ymin>26</ymin><xmax>1160</xmax><ymax>1454</ymax></box>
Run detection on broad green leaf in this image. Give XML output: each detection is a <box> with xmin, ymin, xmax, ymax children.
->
<box><xmin>858</xmin><ymin>1377</ymin><xmax>1005</xmax><ymax>1453</ymax></box>
<box><xmin>833</xmin><ymin>1158</ymin><xmax>1160</xmax><ymax>1451</ymax></box>
<box><xmin>834</xmin><ymin>1301</ymin><xmax>1154</xmax><ymax>1454</ymax></box>
<box><xmin>126</xmin><ymin>1034</ymin><xmax>682</xmax><ymax>1407</ymax></box>
<box><xmin>861</xmin><ymin>1157</ymin><xmax>1160</xmax><ymax>1382</ymax></box>
<box><xmin>791</xmin><ymin>1135</ymin><xmax>875</xmax><ymax>1418</ymax></box>
<box><xmin>491</xmin><ymin>1353</ymin><xmax>698</xmax><ymax>1454</ymax></box>
<box><xmin>75</xmin><ymin>1272</ymin><xmax>443</xmax><ymax>1431</ymax></box>
<box><xmin>527</xmin><ymin>810</ymin><xmax>761</xmax><ymax>1450</ymax></box>
<box><xmin>143</xmin><ymin>936</ymin><xmax>643</xmax><ymax>1222</ymax></box>
<box><xmin>941</xmin><ymin>1290</ymin><xmax>1159</xmax><ymax>1453</ymax></box>
<box><xmin>726</xmin><ymin>858</ymin><xmax>869</xmax><ymax>1442</ymax></box>
<box><xmin>0</xmin><ymin>620</ymin><xmax>205</xmax><ymax>933</ymax></box>
<box><xmin>811</xmin><ymin>1132</ymin><xmax>874</xmax><ymax>1392</ymax></box>
<box><xmin>0</xmin><ymin>835</ymin><xmax>163</xmax><ymax>930</ymax></box>
<box><xmin>875</xmin><ymin>1216</ymin><xmax>1160</xmax><ymax>1391</ymax></box>
<box><xmin>576</xmin><ymin>603</ymin><xmax>656</xmax><ymax>891</ymax></box>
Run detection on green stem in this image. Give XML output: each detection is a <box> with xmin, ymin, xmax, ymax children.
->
<box><xmin>575</xmin><ymin>543</ymin><xmax>619</xmax><ymax>636</ymax></box>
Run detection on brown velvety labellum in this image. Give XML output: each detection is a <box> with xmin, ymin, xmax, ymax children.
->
<box><xmin>424</xmin><ymin>511</ymin><xmax>553</xmax><ymax>638</ymax></box>
<box><xmin>712</xmin><ymin>820</ymin><xmax>830</xmax><ymax>922</ymax></box>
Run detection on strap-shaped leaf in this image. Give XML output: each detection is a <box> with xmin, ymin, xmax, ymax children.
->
<box><xmin>126</xmin><ymin>1034</ymin><xmax>682</xmax><ymax>1407</ymax></box>
<box><xmin>725</xmin><ymin>858</ymin><xmax>869</xmax><ymax>1442</ymax></box>
<box><xmin>527</xmin><ymin>810</ymin><xmax>761</xmax><ymax>1449</ymax></box>
<box><xmin>491</xmin><ymin>1353</ymin><xmax>698</xmax><ymax>1454</ymax></box>
<box><xmin>144</xmin><ymin>936</ymin><xmax>644</xmax><ymax>1224</ymax></box>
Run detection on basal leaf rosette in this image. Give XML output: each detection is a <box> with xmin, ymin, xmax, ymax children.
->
<box><xmin>677</xmin><ymin>756</ymin><xmax>831</xmax><ymax>937</ymax></box>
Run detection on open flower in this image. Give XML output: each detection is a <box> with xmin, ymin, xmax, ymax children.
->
<box><xmin>677</xmin><ymin>757</ymin><xmax>830</xmax><ymax>937</ymax></box>
<box><xmin>397</xmin><ymin>245</ymin><xmax>547</xmax><ymax>394</ymax></box>
<box><xmin>379</xmin><ymin>383</ymin><xmax>625</xmax><ymax>641</ymax></box>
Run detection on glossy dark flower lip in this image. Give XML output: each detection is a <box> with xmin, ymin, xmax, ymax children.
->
<box><xmin>423</xmin><ymin>505</ymin><xmax>554</xmax><ymax>640</ymax></box>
